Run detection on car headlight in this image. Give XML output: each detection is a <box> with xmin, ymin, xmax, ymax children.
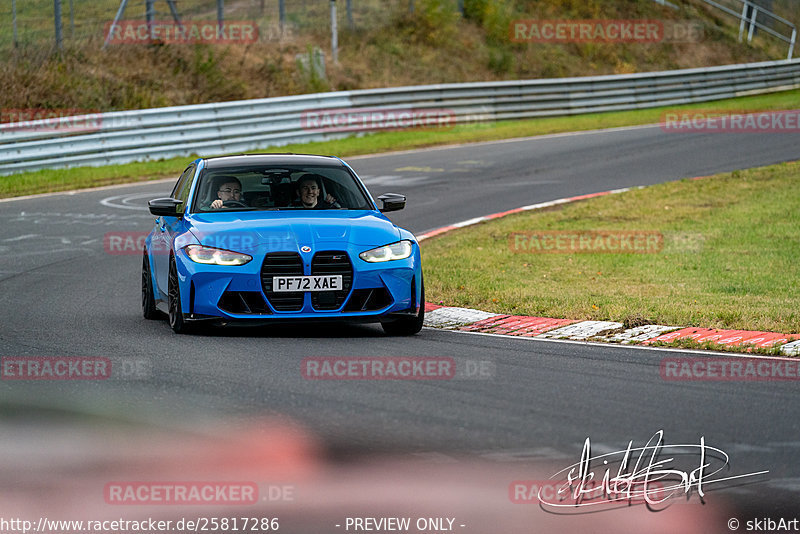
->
<box><xmin>184</xmin><ymin>245</ymin><xmax>252</xmax><ymax>266</ymax></box>
<box><xmin>359</xmin><ymin>240</ymin><xmax>414</xmax><ymax>263</ymax></box>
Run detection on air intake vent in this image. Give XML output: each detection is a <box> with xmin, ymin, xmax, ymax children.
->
<box><xmin>218</xmin><ymin>291</ymin><xmax>272</xmax><ymax>315</ymax></box>
<box><xmin>343</xmin><ymin>287</ymin><xmax>393</xmax><ymax>312</ymax></box>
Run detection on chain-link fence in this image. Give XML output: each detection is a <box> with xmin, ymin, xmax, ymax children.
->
<box><xmin>0</xmin><ymin>0</ymin><xmax>470</xmax><ymax>50</ymax></box>
<box><xmin>685</xmin><ymin>0</ymin><xmax>797</xmax><ymax>59</ymax></box>
<box><xmin>4</xmin><ymin>1</ymin><xmax>797</xmax><ymax>52</ymax></box>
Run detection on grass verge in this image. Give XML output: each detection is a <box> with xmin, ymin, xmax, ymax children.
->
<box><xmin>648</xmin><ymin>338</ymin><xmax>790</xmax><ymax>356</ymax></box>
<box><xmin>421</xmin><ymin>159</ymin><xmax>800</xmax><ymax>334</ymax></box>
<box><xmin>1</xmin><ymin>88</ymin><xmax>799</xmax><ymax>199</ymax></box>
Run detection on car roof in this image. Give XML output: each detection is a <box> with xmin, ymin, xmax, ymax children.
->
<box><xmin>203</xmin><ymin>154</ymin><xmax>345</xmax><ymax>169</ymax></box>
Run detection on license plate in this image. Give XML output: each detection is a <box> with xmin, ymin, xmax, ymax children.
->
<box><xmin>272</xmin><ymin>275</ymin><xmax>342</xmax><ymax>292</ymax></box>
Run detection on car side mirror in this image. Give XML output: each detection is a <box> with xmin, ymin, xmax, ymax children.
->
<box><xmin>377</xmin><ymin>193</ymin><xmax>406</xmax><ymax>213</ymax></box>
<box><xmin>148</xmin><ymin>197</ymin><xmax>183</xmax><ymax>217</ymax></box>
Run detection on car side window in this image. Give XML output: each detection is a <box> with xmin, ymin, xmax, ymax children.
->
<box><xmin>172</xmin><ymin>165</ymin><xmax>196</xmax><ymax>214</ymax></box>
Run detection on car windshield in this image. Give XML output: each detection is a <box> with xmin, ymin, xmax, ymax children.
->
<box><xmin>192</xmin><ymin>165</ymin><xmax>373</xmax><ymax>212</ymax></box>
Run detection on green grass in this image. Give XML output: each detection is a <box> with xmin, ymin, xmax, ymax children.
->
<box><xmin>2</xmin><ymin>87</ymin><xmax>799</xmax><ymax>199</ymax></box>
<box><xmin>421</xmin><ymin>159</ymin><xmax>800</xmax><ymax>334</ymax></box>
<box><xmin>650</xmin><ymin>337</ymin><xmax>791</xmax><ymax>356</ymax></box>
<box><xmin>2</xmin><ymin>0</ymin><xmax>794</xmax><ymax>119</ymax></box>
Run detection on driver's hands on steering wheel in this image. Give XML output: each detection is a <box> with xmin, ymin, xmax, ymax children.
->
<box><xmin>211</xmin><ymin>199</ymin><xmax>247</xmax><ymax>209</ymax></box>
<box><xmin>325</xmin><ymin>193</ymin><xmax>341</xmax><ymax>208</ymax></box>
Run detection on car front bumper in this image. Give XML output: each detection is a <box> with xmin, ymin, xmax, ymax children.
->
<box><xmin>172</xmin><ymin>247</ymin><xmax>422</xmax><ymax>322</ymax></box>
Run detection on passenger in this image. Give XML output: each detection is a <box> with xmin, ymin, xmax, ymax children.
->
<box><xmin>292</xmin><ymin>174</ymin><xmax>339</xmax><ymax>209</ymax></box>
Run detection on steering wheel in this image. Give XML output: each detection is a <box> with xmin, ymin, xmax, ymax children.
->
<box><xmin>222</xmin><ymin>200</ymin><xmax>247</xmax><ymax>208</ymax></box>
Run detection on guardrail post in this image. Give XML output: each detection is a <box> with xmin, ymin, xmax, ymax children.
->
<box><xmin>104</xmin><ymin>0</ymin><xmax>130</xmax><ymax>48</ymax></box>
<box><xmin>217</xmin><ymin>0</ymin><xmax>224</xmax><ymax>28</ymax></box>
<box><xmin>346</xmin><ymin>0</ymin><xmax>353</xmax><ymax>29</ymax></box>
<box><xmin>708</xmin><ymin>0</ymin><xmax>795</xmax><ymax>59</ymax></box>
<box><xmin>330</xmin><ymin>0</ymin><xmax>338</xmax><ymax>63</ymax></box>
<box><xmin>69</xmin><ymin>0</ymin><xmax>74</xmax><ymax>38</ymax></box>
<box><xmin>54</xmin><ymin>0</ymin><xmax>63</xmax><ymax>50</ymax></box>
<box><xmin>12</xmin><ymin>0</ymin><xmax>18</xmax><ymax>48</ymax></box>
<box><xmin>145</xmin><ymin>0</ymin><xmax>154</xmax><ymax>41</ymax></box>
<box><xmin>166</xmin><ymin>0</ymin><xmax>182</xmax><ymax>25</ymax></box>
<box><xmin>738</xmin><ymin>1</ymin><xmax>748</xmax><ymax>41</ymax></box>
<box><xmin>747</xmin><ymin>6</ymin><xmax>758</xmax><ymax>42</ymax></box>
<box><xmin>279</xmin><ymin>0</ymin><xmax>286</xmax><ymax>29</ymax></box>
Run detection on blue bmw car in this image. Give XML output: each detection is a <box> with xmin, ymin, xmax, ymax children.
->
<box><xmin>142</xmin><ymin>154</ymin><xmax>424</xmax><ymax>335</ymax></box>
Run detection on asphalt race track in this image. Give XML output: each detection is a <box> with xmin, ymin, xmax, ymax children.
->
<box><xmin>1</xmin><ymin>124</ymin><xmax>799</xmax><ymax>531</ymax></box>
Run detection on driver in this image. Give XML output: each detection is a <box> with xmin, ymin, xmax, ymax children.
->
<box><xmin>209</xmin><ymin>177</ymin><xmax>245</xmax><ymax>209</ymax></box>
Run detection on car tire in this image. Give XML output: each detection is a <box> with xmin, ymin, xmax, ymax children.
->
<box><xmin>381</xmin><ymin>280</ymin><xmax>425</xmax><ymax>336</ymax></box>
<box><xmin>168</xmin><ymin>256</ymin><xmax>192</xmax><ymax>334</ymax></box>
<box><xmin>142</xmin><ymin>250</ymin><xmax>159</xmax><ymax>320</ymax></box>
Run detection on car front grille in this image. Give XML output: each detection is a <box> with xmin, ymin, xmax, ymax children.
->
<box><xmin>310</xmin><ymin>251</ymin><xmax>353</xmax><ymax>310</ymax></box>
<box><xmin>261</xmin><ymin>252</ymin><xmax>304</xmax><ymax>311</ymax></box>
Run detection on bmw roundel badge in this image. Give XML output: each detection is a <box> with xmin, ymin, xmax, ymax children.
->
<box><xmin>301</xmin><ymin>246</ymin><xmax>312</xmax><ymax>253</ymax></box>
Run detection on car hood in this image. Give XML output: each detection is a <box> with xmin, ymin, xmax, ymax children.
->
<box><xmin>186</xmin><ymin>210</ymin><xmax>403</xmax><ymax>252</ymax></box>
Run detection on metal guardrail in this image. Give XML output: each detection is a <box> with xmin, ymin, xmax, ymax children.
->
<box><xmin>1</xmin><ymin>58</ymin><xmax>799</xmax><ymax>175</ymax></box>
<box><xmin>652</xmin><ymin>0</ymin><xmax>681</xmax><ymax>10</ymax></box>
<box><xmin>702</xmin><ymin>0</ymin><xmax>796</xmax><ymax>59</ymax></box>
<box><xmin>651</xmin><ymin>0</ymin><xmax>796</xmax><ymax>59</ymax></box>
